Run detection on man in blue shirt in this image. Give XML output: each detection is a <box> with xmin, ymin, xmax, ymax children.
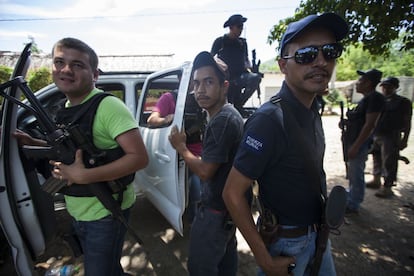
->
<box><xmin>223</xmin><ymin>13</ymin><xmax>348</xmax><ymax>275</ymax></box>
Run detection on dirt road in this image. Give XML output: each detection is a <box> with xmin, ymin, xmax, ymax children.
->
<box><xmin>323</xmin><ymin>114</ymin><xmax>414</xmax><ymax>276</ymax></box>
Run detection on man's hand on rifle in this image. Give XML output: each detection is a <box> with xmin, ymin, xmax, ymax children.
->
<box><xmin>50</xmin><ymin>149</ymin><xmax>86</xmax><ymax>186</ymax></box>
<box><xmin>338</xmin><ymin>118</ymin><xmax>347</xmax><ymax>130</ymax></box>
<box><xmin>399</xmin><ymin>140</ymin><xmax>408</xmax><ymax>151</ymax></box>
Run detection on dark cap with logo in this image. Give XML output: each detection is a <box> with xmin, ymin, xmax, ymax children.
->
<box><xmin>380</xmin><ymin>77</ymin><xmax>399</xmax><ymax>88</ymax></box>
<box><xmin>223</xmin><ymin>14</ymin><xmax>247</xmax><ymax>28</ymax></box>
<box><xmin>357</xmin><ymin>69</ymin><xmax>383</xmax><ymax>85</ymax></box>
<box><xmin>279</xmin><ymin>13</ymin><xmax>348</xmax><ymax>55</ymax></box>
<box><xmin>192</xmin><ymin>51</ymin><xmax>229</xmax><ymax>80</ymax></box>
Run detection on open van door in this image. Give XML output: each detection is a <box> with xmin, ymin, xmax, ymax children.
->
<box><xmin>134</xmin><ymin>62</ymin><xmax>192</xmax><ymax>235</ymax></box>
<box><xmin>0</xmin><ymin>44</ymin><xmax>56</xmax><ymax>275</ymax></box>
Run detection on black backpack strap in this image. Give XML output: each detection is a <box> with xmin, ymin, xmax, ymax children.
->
<box><xmin>69</xmin><ymin>92</ymin><xmax>112</xmax><ymax>125</ymax></box>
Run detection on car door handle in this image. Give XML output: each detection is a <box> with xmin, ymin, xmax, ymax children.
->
<box><xmin>154</xmin><ymin>151</ymin><xmax>171</xmax><ymax>163</ymax></box>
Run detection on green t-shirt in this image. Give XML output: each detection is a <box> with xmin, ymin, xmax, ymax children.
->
<box><xmin>64</xmin><ymin>89</ymin><xmax>138</xmax><ymax>221</ymax></box>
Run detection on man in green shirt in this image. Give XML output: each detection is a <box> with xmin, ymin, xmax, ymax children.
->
<box><xmin>13</xmin><ymin>37</ymin><xmax>148</xmax><ymax>275</ymax></box>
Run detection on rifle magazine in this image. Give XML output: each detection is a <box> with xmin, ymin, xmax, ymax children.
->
<box><xmin>42</xmin><ymin>177</ymin><xmax>68</xmax><ymax>195</ymax></box>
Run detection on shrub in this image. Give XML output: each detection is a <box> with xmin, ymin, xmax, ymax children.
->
<box><xmin>0</xmin><ymin>66</ymin><xmax>12</xmax><ymax>84</ymax></box>
<box><xmin>28</xmin><ymin>67</ymin><xmax>52</xmax><ymax>91</ymax></box>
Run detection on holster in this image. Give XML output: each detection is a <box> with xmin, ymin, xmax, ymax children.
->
<box><xmin>310</xmin><ymin>223</ymin><xmax>330</xmax><ymax>276</ymax></box>
<box><xmin>256</xmin><ymin>209</ymin><xmax>279</xmax><ymax>247</ymax></box>
<box><xmin>222</xmin><ymin>213</ymin><xmax>235</xmax><ymax>231</ymax></box>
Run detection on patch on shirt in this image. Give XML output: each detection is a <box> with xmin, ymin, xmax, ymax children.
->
<box><xmin>244</xmin><ymin>135</ymin><xmax>263</xmax><ymax>152</ymax></box>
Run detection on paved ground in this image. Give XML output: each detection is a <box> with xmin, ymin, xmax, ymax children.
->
<box><xmin>1</xmin><ymin>112</ymin><xmax>413</xmax><ymax>275</ymax></box>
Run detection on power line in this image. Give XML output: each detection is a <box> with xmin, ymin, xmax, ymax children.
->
<box><xmin>0</xmin><ymin>6</ymin><xmax>297</xmax><ymax>22</ymax></box>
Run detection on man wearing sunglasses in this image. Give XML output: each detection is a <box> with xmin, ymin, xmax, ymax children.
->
<box><xmin>211</xmin><ymin>14</ymin><xmax>261</xmax><ymax>116</ymax></box>
<box><xmin>223</xmin><ymin>13</ymin><xmax>348</xmax><ymax>275</ymax></box>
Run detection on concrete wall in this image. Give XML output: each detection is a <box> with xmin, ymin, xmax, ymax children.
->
<box><xmin>350</xmin><ymin>77</ymin><xmax>414</xmax><ymax>103</ymax></box>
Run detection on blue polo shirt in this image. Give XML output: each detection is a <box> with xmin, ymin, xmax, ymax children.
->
<box><xmin>233</xmin><ymin>82</ymin><xmax>326</xmax><ymax>226</ymax></box>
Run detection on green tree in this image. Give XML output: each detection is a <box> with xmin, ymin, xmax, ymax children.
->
<box><xmin>28</xmin><ymin>67</ymin><xmax>52</xmax><ymax>91</ymax></box>
<box><xmin>0</xmin><ymin>66</ymin><xmax>12</xmax><ymax>84</ymax></box>
<box><xmin>260</xmin><ymin>58</ymin><xmax>281</xmax><ymax>72</ymax></box>
<box><xmin>335</xmin><ymin>41</ymin><xmax>414</xmax><ymax>80</ymax></box>
<box><xmin>268</xmin><ymin>0</ymin><xmax>414</xmax><ymax>56</ymax></box>
<box><xmin>26</xmin><ymin>35</ymin><xmax>42</xmax><ymax>54</ymax></box>
<box><xmin>0</xmin><ymin>66</ymin><xmax>13</xmax><ymax>106</ymax></box>
<box><xmin>336</xmin><ymin>43</ymin><xmax>377</xmax><ymax>80</ymax></box>
<box><xmin>261</xmin><ymin>42</ymin><xmax>414</xmax><ymax>78</ymax></box>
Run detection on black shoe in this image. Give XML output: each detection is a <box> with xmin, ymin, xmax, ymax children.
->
<box><xmin>375</xmin><ymin>187</ymin><xmax>394</xmax><ymax>198</ymax></box>
<box><xmin>366</xmin><ymin>181</ymin><xmax>381</xmax><ymax>189</ymax></box>
<box><xmin>345</xmin><ymin>207</ymin><xmax>359</xmax><ymax>215</ymax></box>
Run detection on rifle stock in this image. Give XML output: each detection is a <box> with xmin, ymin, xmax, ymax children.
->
<box><xmin>251</xmin><ymin>49</ymin><xmax>264</xmax><ymax>102</ymax></box>
<box><xmin>310</xmin><ymin>223</ymin><xmax>330</xmax><ymax>276</ymax></box>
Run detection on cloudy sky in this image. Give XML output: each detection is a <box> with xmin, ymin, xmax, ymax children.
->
<box><xmin>0</xmin><ymin>0</ymin><xmax>301</xmax><ymax>65</ymax></box>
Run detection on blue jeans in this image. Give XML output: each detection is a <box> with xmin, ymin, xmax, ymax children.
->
<box><xmin>188</xmin><ymin>171</ymin><xmax>201</xmax><ymax>224</ymax></box>
<box><xmin>347</xmin><ymin>142</ymin><xmax>369</xmax><ymax>210</ymax></box>
<box><xmin>73</xmin><ymin>208</ymin><xmax>131</xmax><ymax>276</ymax></box>
<box><xmin>258</xmin><ymin>228</ymin><xmax>336</xmax><ymax>276</ymax></box>
<box><xmin>371</xmin><ymin>134</ymin><xmax>399</xmax><ymax>185</ymax></box>
<box><xmin>188</xmin><ymin>207</ymin><xmax>238</xmax><ymax>276</ymax></box>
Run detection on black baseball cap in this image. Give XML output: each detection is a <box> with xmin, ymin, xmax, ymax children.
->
<box><xmin>357</xmin><ymin>69</ymin><xmax>383</xmax><ymax>85</ymax></box>
<box><xmin>192</xmin><ymin>51</ymin><xmax>229</xmax><ymax>80</ymax></box>
<box><xmin>380</xmin><ymin>77</ymin><xmax>399</xmax><ymax>88</ymax></box>
<box><xmin>223</xmin><ymin>14</ymin><xmax>247</xmax><ymax>28</ymax></box>
<box><xmin>279</xmin><ymin>13</ymin><xmax>348</xmax><ymax>55</ymax></box>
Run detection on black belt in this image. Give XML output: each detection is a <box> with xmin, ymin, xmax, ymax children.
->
<box><xmin>277</xmin><ymin>224</ymin><xmax>318</xmax><ymax>238</ymax></box>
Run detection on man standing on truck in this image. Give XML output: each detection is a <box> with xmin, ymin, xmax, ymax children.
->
<box><xmin>211</xmin><ymin>14</ymin><xmax>261</xmax><ymax>116</ymax></box>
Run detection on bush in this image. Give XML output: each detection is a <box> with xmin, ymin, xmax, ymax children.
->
<box><xmin>0</xmin><ymin>66</ymin><xmax>12</xmax><ymax>84</ymax></box>
<box><xmin>0</xmin><ymin>66</ymin><xmax>13</xmax><ymax>106</ymax></box>
<box><xmin>28</xmin><ymin>67</ymin><xmax>52</xmax><ymax>91</ymax></box>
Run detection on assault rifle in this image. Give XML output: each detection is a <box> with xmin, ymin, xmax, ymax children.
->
<box><xmin>0</xmin><ymin>53</ymin><xmax>144</xmax><ymax>245</ymax></box>
<box><xmin>339</xmin><ymin>101</ymin><xmax>349</xmax><ymax>179</ymax></box>
<box><xmin>251</xmin><ymin>49</ymin><xmax>264</xmax><ymax>104</ymax></box>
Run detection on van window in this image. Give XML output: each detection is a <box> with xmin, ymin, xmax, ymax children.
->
<box><xmin>96</xmin><ymin>83</ymin><xmax>125</xmax><ymax>101</ymax></box>
<box><xmin>140</xmin><ymin>71</ymin><xmax>182</xmax><ymax>128</ymax></box>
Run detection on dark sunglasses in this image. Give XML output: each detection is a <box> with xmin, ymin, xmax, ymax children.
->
<box><xmin>236</xmin><ymin>24</ymin><xmax>244</xmax><ymax>29</ymax></box>
<box><xmin>283</xmin><ymin>43</ymin><xmax>343</xmax><ymax>64</ymax></box>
